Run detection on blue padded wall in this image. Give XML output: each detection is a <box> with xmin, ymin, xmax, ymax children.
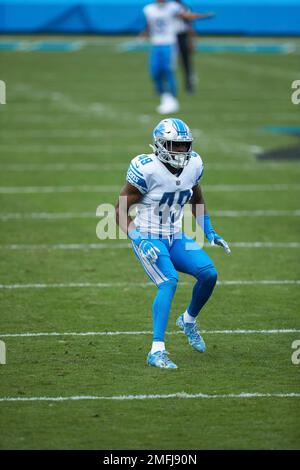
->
<box><xmin>0</xmin><ymin>1</ymin><xmax>300</xmax><ymax>35</ymax></box>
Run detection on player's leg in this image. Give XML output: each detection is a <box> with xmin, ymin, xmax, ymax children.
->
<box><xmin>149</xmin><ymin>45</ymin><xmax>164</xmax><ymax>95</ymax></box>
<box><xmin>177</xmin><ymin>32</ymin><xmax>193</xmax><ymax>93</ymax></box>
<box><xmin>156</xmin><ymin>45</ymin><xmax>179</xmax><ymax>114</ymax></box>
<box><xmin>162</xmin><ymin>45</ymin><xmax>177</xmax><ymax>97</ymax></box>
<box><xmin>131</xmin><ymin>237</ymin><xmax>179</xmax><ymax>368</ymax></box>
<box><xmin>170</xmin><ymin>233</ymin><xmax>218</xmax><ymax>352</ymax></box>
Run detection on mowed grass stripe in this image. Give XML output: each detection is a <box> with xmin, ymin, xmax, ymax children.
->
<box><xmin>0</xmin><ymin>392</ymin><xmax>299</xmax><ymax>403</ymax></box>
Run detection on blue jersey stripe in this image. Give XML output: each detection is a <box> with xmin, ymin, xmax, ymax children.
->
<box><xmin>195</xmin><ymin>168</ymin><xmax>204</xmax><ymax>184</ymax></box>
<box><xmin>126</xmin><ymin>177</ymin><xmax>147</xmax><ymax>194</ymax></box>
<box><xmin>130</xmin><ymin>163</ymin><xmax>143</xmax><ymax>177</ymax></box>
<box><xmin>129</xmin><ymin>165</ymin><xmax>143</xmax><ymax>178</ymax></box>
<box><xmin>126</xmin><ymin>168</ymin><xmax>147</xmax><ymax>192</ymax></box>
<box><xmin>127</xmin><ymin>174</ymin><xmax>147</xmax><ymax>189</ymax></box>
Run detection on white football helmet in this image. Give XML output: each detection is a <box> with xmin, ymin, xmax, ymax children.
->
<box><xmin>151</xmin><ymin>118</ymin><xmax>193</xmax><ymax>169</ymax></box>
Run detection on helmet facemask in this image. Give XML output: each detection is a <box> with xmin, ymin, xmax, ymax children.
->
<box><xmin>154</xmin><ymin>138</ymin><xmax>193</xmax><ymax>169</ymax></box>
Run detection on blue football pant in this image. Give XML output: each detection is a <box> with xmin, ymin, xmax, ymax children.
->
<box><xmin>132</xmin><ymin>233</ymin><xmax>218</xmax><ymax>342</ymax></box>
<box><xmin>149</xmin><ymin>45</ymin><xmax>177</xmax><ymax>97</ymax></box>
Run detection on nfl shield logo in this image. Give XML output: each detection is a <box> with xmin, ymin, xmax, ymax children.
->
<box><xmin>176</xmin><ymin>180</ymin><xmax>181</xmax><ymax>186</ymax></box>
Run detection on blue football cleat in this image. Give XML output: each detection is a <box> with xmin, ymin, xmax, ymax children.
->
<box><xmin>176</xmin><ymin>314</ymin><xmax>206</xmax><ymax>352</ymax></box>
<box><xmin>146</xmin><ymin>350</ymin><xmax>178</xmax><ymax>369</ymax></box>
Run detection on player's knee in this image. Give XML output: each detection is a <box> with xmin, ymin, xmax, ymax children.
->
<box><xmin>159</xmin><ymin>276</ymin><xmax>178</xmax><ymax>293</ymax></box>
<box><xmin>150</xmin><ymin>69</ymin><xmax>161</xmax><ymax>80</ymax></box>
<box><xmin>197</xmin><ymin>266</ymin><xmax>218</xmax><ymax>287</ymax></box>
<box><xmin>164</xmin><ymin>66</ymin><xmax>174</xmax><ymax>76</ymax></box>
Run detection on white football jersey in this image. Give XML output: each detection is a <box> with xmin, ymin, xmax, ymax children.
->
<box><xmin>143</xmin><ymin>1</ymin><xmax>183</xmax><ymax>45</ymax></box>
<box><xmin>126</xmin><ymin>152</ymin><xmax>203</xmax><ymax>236</ymax></box>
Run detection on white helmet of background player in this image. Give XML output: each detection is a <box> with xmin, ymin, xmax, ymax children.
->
<box><xmin>152</xmin><ymin>118</ymin><xmax>193</xmax><ymax>169</ymax></box>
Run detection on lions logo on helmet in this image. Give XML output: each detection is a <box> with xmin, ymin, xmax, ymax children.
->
<box><xmin>151</xmin><ymin>118</ymin><xmax>193</xmax><ymax>169</ymax></box>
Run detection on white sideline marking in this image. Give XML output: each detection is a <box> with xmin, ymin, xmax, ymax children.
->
<box><xmin>1</xmin><ymin>242</ymin><xmax>300</xmax><ymax>251</ymax></box>
<box><xmin>0</xmin><ymin>392</ymin><xmax>299</xmax><ymax>403</ymax></box>
<box><xmin>0</xmin><ymin>329</ymin><xmax>299</xmax><ymax>338</ymax></box>
<box><xmin>0</xmin><ymin>280</ymin><xmax>299</xmax><ymax>289</ymax></box>
<box><xmin>0</xmin><ymin>210</ymin><xmax>299</xmax><ymax>221</ymax></box>
<box><xmin>0</xmin><ymin>184</ymin><xmax>299</xmax><ymax>194</ymax></box>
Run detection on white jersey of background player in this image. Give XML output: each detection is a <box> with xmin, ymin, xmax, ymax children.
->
<box><xmin>143</xmin><ymin>1</ymin><xmax>183</xmax><ymax>45</ymax></box>
<box><xmin>141</xmin><ymin>1</ymin><xmax>203</xmax><ymax>114</ymax></box>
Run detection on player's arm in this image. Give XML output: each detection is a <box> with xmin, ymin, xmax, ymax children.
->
<box><xmin>178</xmin><ymin>11</ymin><xmax>215</xmax><ymax>22</ymax></box>
<box><xmin>115</xmin><ymin>181</ymin><xmax>142</xmax><ymax>235</ymax></box>
<box><xmin>138</xmin><ymin>23</ymin><xmax>150</xmax><ymax>40</ymax></box>
<box><xmin>115</xmin><ymin>182</ymin><xmax>160</xmax><ymax>262</ymax></box>
<box><xmin>190</xmin><ymin>184</ymin><xmax>231</xmax><ymax>254</ymax></box>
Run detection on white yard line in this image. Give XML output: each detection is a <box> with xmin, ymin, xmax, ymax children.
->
<box><xmin>211</xmin><ymin>210</ymin><xmax>300</xmax><ymax>217</ymax></box>
<box><xmin>0</xmin><ymin>392</ymin><xmax>299</xmax><ymax>403</ymax></box>
<box><xmin>0</xmin><ymin>162</ymin><xmax>297</xmax><ymax>172</ymax></box>
<box><xmin>204</xmin><ymin>54</ymin><xmax>300</xmax><ymax>80</ymax></box>
<box><xmin>0</xmin><ymin>210</ymin><xmax>299</xmax><ymax>221</ymax></box>
<box><xmin>0</xmin><ymin>185</ymin><xmax>120</xmax><ymax>194</ymax></box>
<box><xmin>0</xmin><ymin>130</ymin><xmax>144</xmax><ymax>139</ymax></box>
<box><xmin>11</xmin><ymin>83</ymin><xmax>153</xmax><ymax>126</ymax></box>
<box><xmin>0</xmin><ymin>184</ymin><xmax>299</xmax><ymax>194</ymax></box>
<box><xmin>0</xmin><ymin>212</ymin><xmax>96</xmax><ymax>220</ymax></box>
<box><xmin>0</xmin><ymin>163</ymin><xmax>127</xmax><ymax>171</ymax></box>
<box><xmin>0</xmin><ymin>329</ymin><xmax>299</xmax><ymax>338</ymax></box>
<box><xmin>0</xmin><ymin>280</ymin><xmax>299</xmax><ymax>289</ymax></box>
<box><xmin>0</xmin><ymin>242</ymin><xmax>299</xmax><ymax>251</ymax></box>
<box><xmin>0</xmin><ymin>144</ymin><xmax>140</xmax><ymax>154</ymax></box>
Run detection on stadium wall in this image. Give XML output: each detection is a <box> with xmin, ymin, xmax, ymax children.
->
<box><xmin>0</xmin><ymin>0</ymin><xmax>300</xmax><ymax>36</ymax></box>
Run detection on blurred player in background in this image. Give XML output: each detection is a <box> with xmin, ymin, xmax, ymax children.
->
<box><xmin>174</xmin><ymin>1</ymin><xmax>215</xmax><ymax>94</ymax></box>
<box><xmin>141</xmin><ymin>0</ymin><xmax>207</xmax><ymax>114</ymax></box>
<box><xmin>115</xmin><ymin>118</ymin><xmax>230</xmax><ymax>369</ymax></box>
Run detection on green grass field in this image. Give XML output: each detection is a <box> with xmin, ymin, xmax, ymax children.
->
<box><xmin>0</xmin><ymin>36</ymin><xmax>300</xmax><ymax>450</ymax></box>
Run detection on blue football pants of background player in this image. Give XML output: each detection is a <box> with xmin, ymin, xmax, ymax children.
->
<box><xmin>132</xmin><ymin>232</ymin><xmax>218</xmax><ymax>342</ymax></box>
<box><xmin>149</xmin><ymin>45</ymin><xmax>177</xmax><ymax>97</ymax></box>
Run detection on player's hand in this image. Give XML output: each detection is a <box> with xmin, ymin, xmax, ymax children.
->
<box><xmin>207</xmin><ymin>232</ymin><xmax>231</xmax><ymax>254</ymax></box>
<box><xmin>138</xmin><ymin>240</ymin><xmax>160</xmax><ymax>263</ymax></box>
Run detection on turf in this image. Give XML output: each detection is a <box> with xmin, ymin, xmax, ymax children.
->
<box><xmin>0</xmin><ymin>36</ymin><xmax>300</xmax><ymax>450</ymax></box>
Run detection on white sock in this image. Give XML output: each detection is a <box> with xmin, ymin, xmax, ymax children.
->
<box><xmin>151</xmin><ymin>341</ymin><xmax>165</xmax><ymax>354</ymax></box>
<box><xmin>183</xmin><ymin>310</ymin><xmax>196</xmax><ymax>324</ymax></box>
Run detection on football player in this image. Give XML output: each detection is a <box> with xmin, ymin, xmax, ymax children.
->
<box><xmin>141</xmin><ymin>0</ymin><xmax>207</xmax><ymax>113</ymax></box>
<box><xmin>115</xmin><ymin>118</ymin><xmax>230</xmax><ymax>369</ymax></box>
